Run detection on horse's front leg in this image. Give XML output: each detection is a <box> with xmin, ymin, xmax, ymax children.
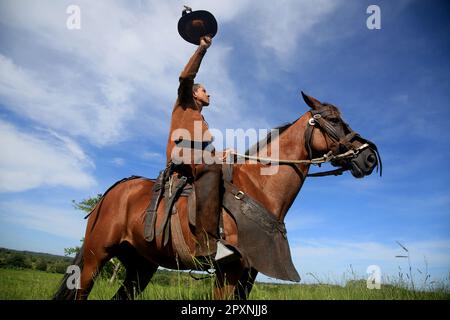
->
<box><xmin>213</xmin><ymin>259</ymin><xmax>247</xmax><ymax>300</ymax></box>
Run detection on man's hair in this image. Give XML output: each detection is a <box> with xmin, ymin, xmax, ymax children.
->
<box><xmin>193</xmin><ymin>83</ymin><xmax>202</xmax><ymax>93</ymax></box>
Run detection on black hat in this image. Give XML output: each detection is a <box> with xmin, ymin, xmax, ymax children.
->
<box><xmin>177</xmin><ymin>9</ymin><xmax>218</xmax><ymax>45</ymax></box>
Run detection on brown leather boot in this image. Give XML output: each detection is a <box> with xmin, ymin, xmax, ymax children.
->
<box><xmin>193</xmin><ymin>164</ymin><xmax>222</xmax><ymax>256</ymax></box>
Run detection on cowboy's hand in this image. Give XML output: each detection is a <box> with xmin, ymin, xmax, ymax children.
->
<box><xmin>200</xmin><ymin>35</ymin><xmax>212</xmax><ymax>49</ymax></box>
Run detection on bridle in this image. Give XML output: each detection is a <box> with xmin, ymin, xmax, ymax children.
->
<box><xmin>303</xmin><ymin>107</ymin><xmax>381</xmax><ymax>177</ymax></box>
<box><xmin>231</xmin><ymin>107</ymin><xmax>382</xmax><ymax>177</ymax></box>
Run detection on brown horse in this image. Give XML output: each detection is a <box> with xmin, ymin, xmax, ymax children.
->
<box><xmin>53</xmin><ymin>92</ymin><xmax>380</xmax><ymax>300</ymax></box>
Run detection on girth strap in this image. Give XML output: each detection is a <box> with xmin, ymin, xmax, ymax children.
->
<box><xmin>170</xmin><ymin>202</ymin><xmax>198</xmax><ymax>269</ymax></box>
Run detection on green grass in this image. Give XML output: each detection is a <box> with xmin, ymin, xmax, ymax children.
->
<box><xmin>1</xmin><ymin>268</ymin><xmax>449</xmax><ymax>300</ymax></box>
<box><xmin>0</xmin><ymin>268</ymin><xmax>62</xmax><ymax>300</ymax></box>
<box><xmin>250</xmin><ymin>281</ymin><xmax>450</xmax><ymax>300</ymax></box>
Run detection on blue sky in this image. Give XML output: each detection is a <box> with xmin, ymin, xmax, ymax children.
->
<box><xmin>0</xmin><ymin>0</ymin><xmax>449</xmax><ymax>286</ymax></box>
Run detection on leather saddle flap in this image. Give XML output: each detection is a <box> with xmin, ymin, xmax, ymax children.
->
<box><xmin>222</xmin><ymin>181</ymin><xmax>300</xmax><ymax>282</ymax></box>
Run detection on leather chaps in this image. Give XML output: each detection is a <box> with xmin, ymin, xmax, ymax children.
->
<box><xmin>193</xmin><ymin>163</ymin><xmax>222</xmax><ymax>256</ymax></box>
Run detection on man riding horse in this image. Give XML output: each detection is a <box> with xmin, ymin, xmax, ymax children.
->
<box><xmin>166</xmin><ymin>35</ymin><xmax>234</xmax><ymax>260</ymax></box>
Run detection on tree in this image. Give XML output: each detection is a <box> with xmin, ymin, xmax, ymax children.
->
<box><xmin>6</xmin><ymin>253</ymin><xmax>28</xmax><ymax>268</ymax></box>
<box><xmin>48</xmin><ymin>260</ymin><xmax>70</xmax><ymax>274</ymax></box>
<box><xmin>64</xmin><ymin>194</ymin><xmax>102</xmax><ymax>257</ymax></box>
<box><xmin>64</xmin><ymin>238</ymin><xmax>84</xmax><ymax>257</ymax></box>
<box><xmin>71</xmin><ymin>193</ymin><xmax>103</xmax><ymax>213</ymax></box>
<box><xmin>35</xmin><ymin>259</ymin><xmax>48</xmax><ymax>271</ymax></box>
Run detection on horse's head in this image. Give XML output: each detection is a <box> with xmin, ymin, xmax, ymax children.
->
<box><xmin>301</xmin><ymin>91</ymin><xmax>382</xmax><ymax>178</ymax></box>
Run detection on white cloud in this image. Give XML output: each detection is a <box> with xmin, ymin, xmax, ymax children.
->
<box><xmin>0</xmin><ymin>0</ymin><xmax>344</xmax><ymax>149</ymax></box>
<box><xmin>188</xmin><ymin>0</ymin><xmax>251</xmax><ymax>23</ymax></box>
<box><xmin>0</xmin><ymin>119</ymin><xmax>96</xmax><ymax>192</ymax></box>
<box><xmin>142</xmin><ymin>151</ymin><xmax>164</xmax><ymax>161</ymax></box>
<box><xmin>288</xmin><ymin>238</ymin><xmax>450</xmax><ymax>283</ymax></box>
<box><xmin>0</xmin><ymin>200</ymin><xmax>86</xmax><ymax>240</ymax></box>
<box><xmin>0</xmin><ymin>1</ymin><xmax>187</xmax><ymax>145</ymax></box>
<box><xmin>251</xmin><ymin>0</ymin><xmax>340</xmax><ymax>60</ymax></box>
<box><xmin>43</xmin><ymin>128</ymin><xmax>95</xmax><ymax>167</ymax></box>
<box><xmin>112</xmin><ymin>157</ymin><xmax>125</xmax><ymax>167</ymax></box>
<box><xmin>192</xmin><ymin>0</ymin><xmax>341</xmax><ymax>62</ymax></box>
<box><xmin>0</xmin><ymin>53</ymin><xmax>134</xmax><ymax>146</ymax></box>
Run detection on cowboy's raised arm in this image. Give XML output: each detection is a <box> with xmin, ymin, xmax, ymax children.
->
<box><xmin>178</xmin><ymin>36</ymin><xmax>212</xmax><ymax>102</ymax></box>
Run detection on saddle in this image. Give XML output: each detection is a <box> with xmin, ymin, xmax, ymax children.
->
<box><xmin>143</xmin><ymin>164</ymin><xmax>300</xmax><ymax>282</ymax></box>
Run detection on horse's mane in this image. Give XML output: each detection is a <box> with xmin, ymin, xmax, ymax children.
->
<box><xmin>322</xmin><ymin>103</ymin><xmax>341</xmax><ymax>114</ymax></box>
<box><xmin>245</xmin><ymin>118</ymin><xmax>299</xmax><ymax>156</ymax></box>
<box><xmin>244</xmin><ymin>103</ymin><xmax>341</xmax><ymax>156</ymax></box>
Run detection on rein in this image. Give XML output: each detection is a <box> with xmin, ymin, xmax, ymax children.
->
<box><xmin>230</xmin><ymin>107</ymin><xmax>376</xmax><ymax>177</ymax></box>
<box><xmin>231</xmin><ymin>143</ymin><xmax>370</xmax><ymax>166</ymax></box>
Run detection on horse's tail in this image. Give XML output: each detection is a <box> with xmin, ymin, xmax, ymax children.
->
<box><xmin>52</xmin><ymin>244</ymin><xmax>84</xmax><ymax>300</ymax></box>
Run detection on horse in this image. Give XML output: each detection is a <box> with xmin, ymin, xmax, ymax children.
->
<box><xmin>53</xmin><ymin>92</ymin><xmax>381</xmax><ymax>300</ymax></box>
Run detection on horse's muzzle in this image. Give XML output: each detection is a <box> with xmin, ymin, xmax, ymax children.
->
<box><xmin>349</xmin><ymin>148</ymin><xmax>378</xmax><ymax>178</ymax></box>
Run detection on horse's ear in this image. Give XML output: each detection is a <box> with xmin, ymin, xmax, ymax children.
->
<box><xmin>301</xmin><ymin>91</ymin><xmax>322</xmax><ymax>110</ymax></box>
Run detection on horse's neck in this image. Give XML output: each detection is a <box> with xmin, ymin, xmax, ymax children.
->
<box><xmin>233</xmin><ymin>114</ymin><xmax>310</xmax><ymax>221</ymax></box>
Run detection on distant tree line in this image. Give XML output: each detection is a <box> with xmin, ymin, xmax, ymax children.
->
<box><xmin>0</xmin><ymin>248</ymin><xmax>72</xmax><ymax>274</ymax></box>
<box><xmin>0</xmin><ymin>194</ymin><xmax>120</xmax><ymax>278</ymax></box>
<box><xmin>0</xmin><ymin>195</ymin><xmax>205</xmax><ymax>283</ymax></box>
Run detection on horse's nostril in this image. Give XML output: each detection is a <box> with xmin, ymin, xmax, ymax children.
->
<box><xmin>366</xmin><ymin>154</ymin><xmax>376</xmax><ymax>164</ymax></box>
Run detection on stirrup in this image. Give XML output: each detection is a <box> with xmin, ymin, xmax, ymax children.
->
<box><xmin>214</xmin><ymin>241</ymin><xmax>238</xmax><ymax>263</ymax></box>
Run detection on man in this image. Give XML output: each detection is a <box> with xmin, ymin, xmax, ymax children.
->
<box><xmin>166</xmin><ymin>35</ymin><xmax>231</xmax><ymax>258</ymax></box>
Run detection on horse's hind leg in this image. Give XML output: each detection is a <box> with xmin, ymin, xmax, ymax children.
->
<box><xmin>112</xmin><ymin>262</ymin><xmax>157</xmax><ymax>300</ymax></box>
<box><xmin>112</xmin><ymin>243</ymin><xmax>158</xmax><ymax>300</ymax></box>
<box><xmin>76</xmin><ymin>246</ymin><xmax>111</xmax><ymax>300</ymax></box>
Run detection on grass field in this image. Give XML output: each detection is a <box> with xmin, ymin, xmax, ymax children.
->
<box><xmin>1</xmin><ymin>268</ymin><xmax>449</xmax><ymax>300</ymax></box>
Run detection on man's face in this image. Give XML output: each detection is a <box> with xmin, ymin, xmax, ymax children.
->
<box><xmin>193</xmin><ymin>85</ymin><xmax>210</xmax><ymax>107</ymax></box>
